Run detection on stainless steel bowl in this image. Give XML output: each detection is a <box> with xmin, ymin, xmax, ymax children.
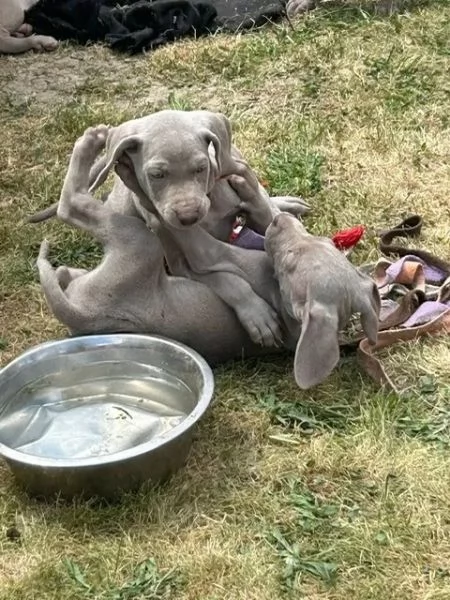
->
<box><xmin>0</xmin><ymin>334</ymin><xmax>214</xmax><ymax>500</ymax></box>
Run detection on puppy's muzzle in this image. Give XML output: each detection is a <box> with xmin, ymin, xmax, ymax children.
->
<box><xmin>171</xmin><ymin>196</ymin><xmax>209</xmax><ymax>228</ymax></box>
<box><xmin>176</xmin><ymin>211</ymin><xmax>201</xmax><ymax>227</ymax></box>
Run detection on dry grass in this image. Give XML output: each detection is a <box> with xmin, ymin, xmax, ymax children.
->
<box><xmin>1</xmin><ymin>3</ymin><xmax>450</xmax><ymax>599</ymax></box>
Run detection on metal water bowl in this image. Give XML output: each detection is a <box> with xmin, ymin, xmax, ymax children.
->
<box><xmin>0</xmin><ymin>334</ymin><xmax>214</xmax><ymax>500</ymax></box>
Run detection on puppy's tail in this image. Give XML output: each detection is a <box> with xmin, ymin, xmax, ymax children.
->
<box><xmin>37</xmin><ymin>240</ymin><xmax>87</xmax><ymax>332</ymax></box>
<box><xmin>27</xmin><ymin>203</ymin><xmax>58</xmax><ymax>223</ymax></box>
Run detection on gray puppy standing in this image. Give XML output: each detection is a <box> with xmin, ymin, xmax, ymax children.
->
<box><xmin>265</xmin><ymin>212</ymin><xmax>380</xmax><ymax>389</ymax></box>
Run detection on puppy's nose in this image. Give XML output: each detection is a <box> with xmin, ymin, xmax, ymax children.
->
<box><xmin>177</xmin><ymin>213</ymin><xmax>199</xmax><ymax>226</ymax></box>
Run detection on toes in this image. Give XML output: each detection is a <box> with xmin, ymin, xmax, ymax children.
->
<box><xmin>248</xmin><ymin>324</ymin><xmax>264</xmax><ymax>346</ymax></box>
<box><xmin>260</xmin><ymin>329</ymin><xmax>276</xmax><ymax>347</ymax></box>
<box><xmin>234</xmin><ymin>159</ymin><xmax>249</xmax><ymax>174</ymax></box>
<box><xmin>274</xmin><ymin>197</ymin><xmax>312</xmax><ymax>216</ymax></box>
<box><xmin>32</xmin><ymin>36</ymin><xmax>58</xmax><ymax>52</ymax></box>
<box><xmin>42</xmin><ymin>37</ymin><xmax>58</xmax><ymax>51</ymax></box>
<box><xmin>93</xmin><ymin>125</ymin><xmax>111</xmax><ymax>143</ymax></box>
<box><xmin>268</xmin><ymin>321</ymin><xmax>283</xmax><ymax>346</ymax></box>
<box><xmin>249</xmin><ymin>316</ymin><xmax>281</xmax><ymax>348</ymax></box>
<box><xmin>246</xmin><ymin>319</ymin><xmax>269</xmax><ymax>346</ymax></box>
<box><xmin>78</xmin><ymin>125</ymin><xmax>110</xmax><ymax>152</ymax></box>
<box><xmin>263</xmin><ymin>320</ymin><xmax>283</xmax><ymax>347</ymax></box>
<box><xmin>227</xmin><ymin>174</ymin><xmax>246</xmax><ymax>188</ymax></box>
<box><xmin>44</xmin><ymin>42</ymin><xmax>58</xmax><ymax>52</ymax></box>
<box><xmin>38</xmin><ymin>239</ymin><xmax>50</xmax><ymax>260</ymax></box>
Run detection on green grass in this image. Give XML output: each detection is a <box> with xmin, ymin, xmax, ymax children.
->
<box><xmin>1</xmin><ymin>2</ymin><xmax>450</xmax><ymax>599</ymax></box>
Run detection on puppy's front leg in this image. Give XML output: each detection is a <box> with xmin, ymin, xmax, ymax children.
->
<box><xmin>145</xmin><ymin>216</ymin><xmax>193</xmax><ymax>277</ymax></box>
<box><xmin>57</xmin><ymin>126</ymin><xmax>111</xmax><ymax>240</ymax></box>
<box><xmin>150</xmin><ymin>221</ymin><xmax>282</xmax><ymax>346</ymax></box>
<box><xmin>192</xmin><ymin>271</ymin><xmax>283</xmax><ymax>347</ymax></box>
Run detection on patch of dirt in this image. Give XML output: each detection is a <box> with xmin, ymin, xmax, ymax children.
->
<box><xmin>0</xmin><ymin>44</ymin><xmax>170</xmax><ymax>108</ymax></box>
<box><xmin>1</xmin><ymin>53</ymin><xmax>87</xmax><ymax>106</ymax></box>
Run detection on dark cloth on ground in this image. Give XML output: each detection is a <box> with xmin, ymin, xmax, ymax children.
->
<box><xmin>25</xmin><ymin>0</ymin><xmax>287</xmax><ymax>54</ymax></box>
<box><xmin>214</xmin><ymin>0</ymin><xmax>286</xmax><ymax>31</ymax></box>
<box><xmin>26</xmin><ymin>0</ymin><xmax>218</xmax><ymax>54</ymax></box>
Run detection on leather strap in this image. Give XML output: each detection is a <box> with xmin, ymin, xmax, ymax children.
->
<box><xmin>339</xmin><ymin>289</ymin><xmax>425</xmax><ymax>348</ymax></box>
<box><xmin>353</xmin><ymin>216</ymin><xmax>450</xmax><ymax>391</ymax></box>
<box><xmin>379</xmin><ymin>215</ymin><xmax>450</xmax><ymax>276</ymax></box>
<box><xmin>357</xmin><ymin>309</ymin><xmax>450</xmax><ymax>393</ymax></box>
<box><xmin>377</xmin><ymin>289</ymin><xmax>425</xmax><ymax>330</ymax></box>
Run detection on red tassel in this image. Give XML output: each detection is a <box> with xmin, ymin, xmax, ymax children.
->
<box><xmin>332</xmin><ymin>225</ymin><xmax>365</xmax><ymax>250</ymax></box>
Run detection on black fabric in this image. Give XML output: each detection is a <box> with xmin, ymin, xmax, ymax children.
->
<box><xmin>103</xmin><ymin>1</ymin><xmax>218</xmax><ymax>53</ymax></box>
<box><xmin>213</xmin><ymin>0</ymin><xmax>286</xmax><ymax>31</ymax></box>
<box><xmin>26</xmin><ymin>0</ymin><xmax>218</xmax><ymax>53</ymax></box>
<box><xmin>26</xmin><ymin>0</ymin><xmax>287</xmax><ymax>55</ymax></box>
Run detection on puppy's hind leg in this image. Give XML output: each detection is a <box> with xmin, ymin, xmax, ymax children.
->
<box><xmin>37</xmin><ymin>240</ymin><xmax>87</xmax><ymax>332</ymax></box>
<box><xmin>57</xmin><ymin>126</ymin><xmax>112</xmax><ymax>239</ymax></box>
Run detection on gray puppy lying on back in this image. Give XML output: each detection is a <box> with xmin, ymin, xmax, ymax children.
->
<box><xmin>265</xmin><ymin>212</ymin><xmax>381</xmax><ymax>389</ymax></box>
<box><xmin>29</xmin><ymin>111</ymin><xmax>308</xmax><ymax>348</ymax></box>
<box><xmin>36</xmin><ymin>125</ymin><xmax>272</xmax><ymax>364</ymax></box>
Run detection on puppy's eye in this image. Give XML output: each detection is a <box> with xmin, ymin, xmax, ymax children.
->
<box><xmin>195</xmin><ymin>166</ymin><xmax>206</xmax><ymax>174</ymax></box>
<box><xmin>151</xmin><ymin>172</ymin><xmax>165</xmax><ymax>180</ymax></box>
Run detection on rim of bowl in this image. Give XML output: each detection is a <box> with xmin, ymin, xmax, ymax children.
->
<box><xmin>0</xmin><ymin>334</ymin><xmax>215</xmax><ymax>469</ymax></box>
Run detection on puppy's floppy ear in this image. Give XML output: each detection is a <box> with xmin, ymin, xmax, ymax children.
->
<box><xmin>196</xmin><ymin>111</ymin><xmax>234</xmax><ymax>177</ymax></box>
<box><xmin>89</xmin><ymin>128</ymin><xmax>142</xmax><ymax>192</ymax></box>
<box><xmin>357</xmin><ymin>278</ymin><xmax>381</xmax><ymax>344</ymax></box>
<box><xmin>293</xmin><ymin>294</ymin><xmax>341</xmax><ymax>390</ymax></box>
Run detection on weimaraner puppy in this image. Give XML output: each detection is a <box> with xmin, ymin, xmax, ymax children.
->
<box><xmin>0</xmin><ymin>0</ymin><xmax>58</xmax><ymax>54</ymax></box>
<box><xmin>265</xmin><ymin>212</ymin><xmax>381</xmax><ymax>389</ymax></box>
<box><xmin>109</xmin><ymin>158</ymin><xmax>297</xmax><ymax>349</ymax></box>
<box><xmin>28</xmin><ymin>110</ymin><xmax>244</xmax><ymax>228</ymax></box>
<box><xmin>29</xmin><ymin>111</ymin><xmax>306</xmax><ymax>349</ymax></box>
<box><xmin>26</xmin><ymin>110</ymin><xmax>311</xmax><ymax>237</ymax></box>
<box><xmin>36</xmin><ymin>125</ymin><xmax>280</xmax><ymax>364</ymax></box>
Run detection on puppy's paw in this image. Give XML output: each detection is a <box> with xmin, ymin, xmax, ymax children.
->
<box><xmin>31</xmin><ymin>35</ymin><xmax>58</xmax><ymax>52</ymax></box>
<box><xmin>271</xmin><ymin>196</ymin><xmax>311</xmax><ymax>216</ymax></box>
<box><xmin>228</xmin><ymin>174</ymin><xmax>255</xmax><ymax>201</ymax></box>
<box><xmin>238</xmin><ymin>300</ymin><xmax>283</xmax><ymax>347</ymax></box>
<box><xmin>227</xmin><ymin>172</ymin><xmax>261</xmax><ymax>204</ymax></box>
<box><xmin>76</xmin><ymin>125</ymin><xmax>110</xmax><ymax>159</ymax></box>
<box><xmin>37</xmin><ymin>239</ymin><xmax>50</xmax><ymax>261</ymax></box>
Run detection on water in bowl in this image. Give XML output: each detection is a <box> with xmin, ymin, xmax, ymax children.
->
<box><xmin>0</xmin><ymin>362</ymin><xmax>197</xmax><ymax>460</ymax></box>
